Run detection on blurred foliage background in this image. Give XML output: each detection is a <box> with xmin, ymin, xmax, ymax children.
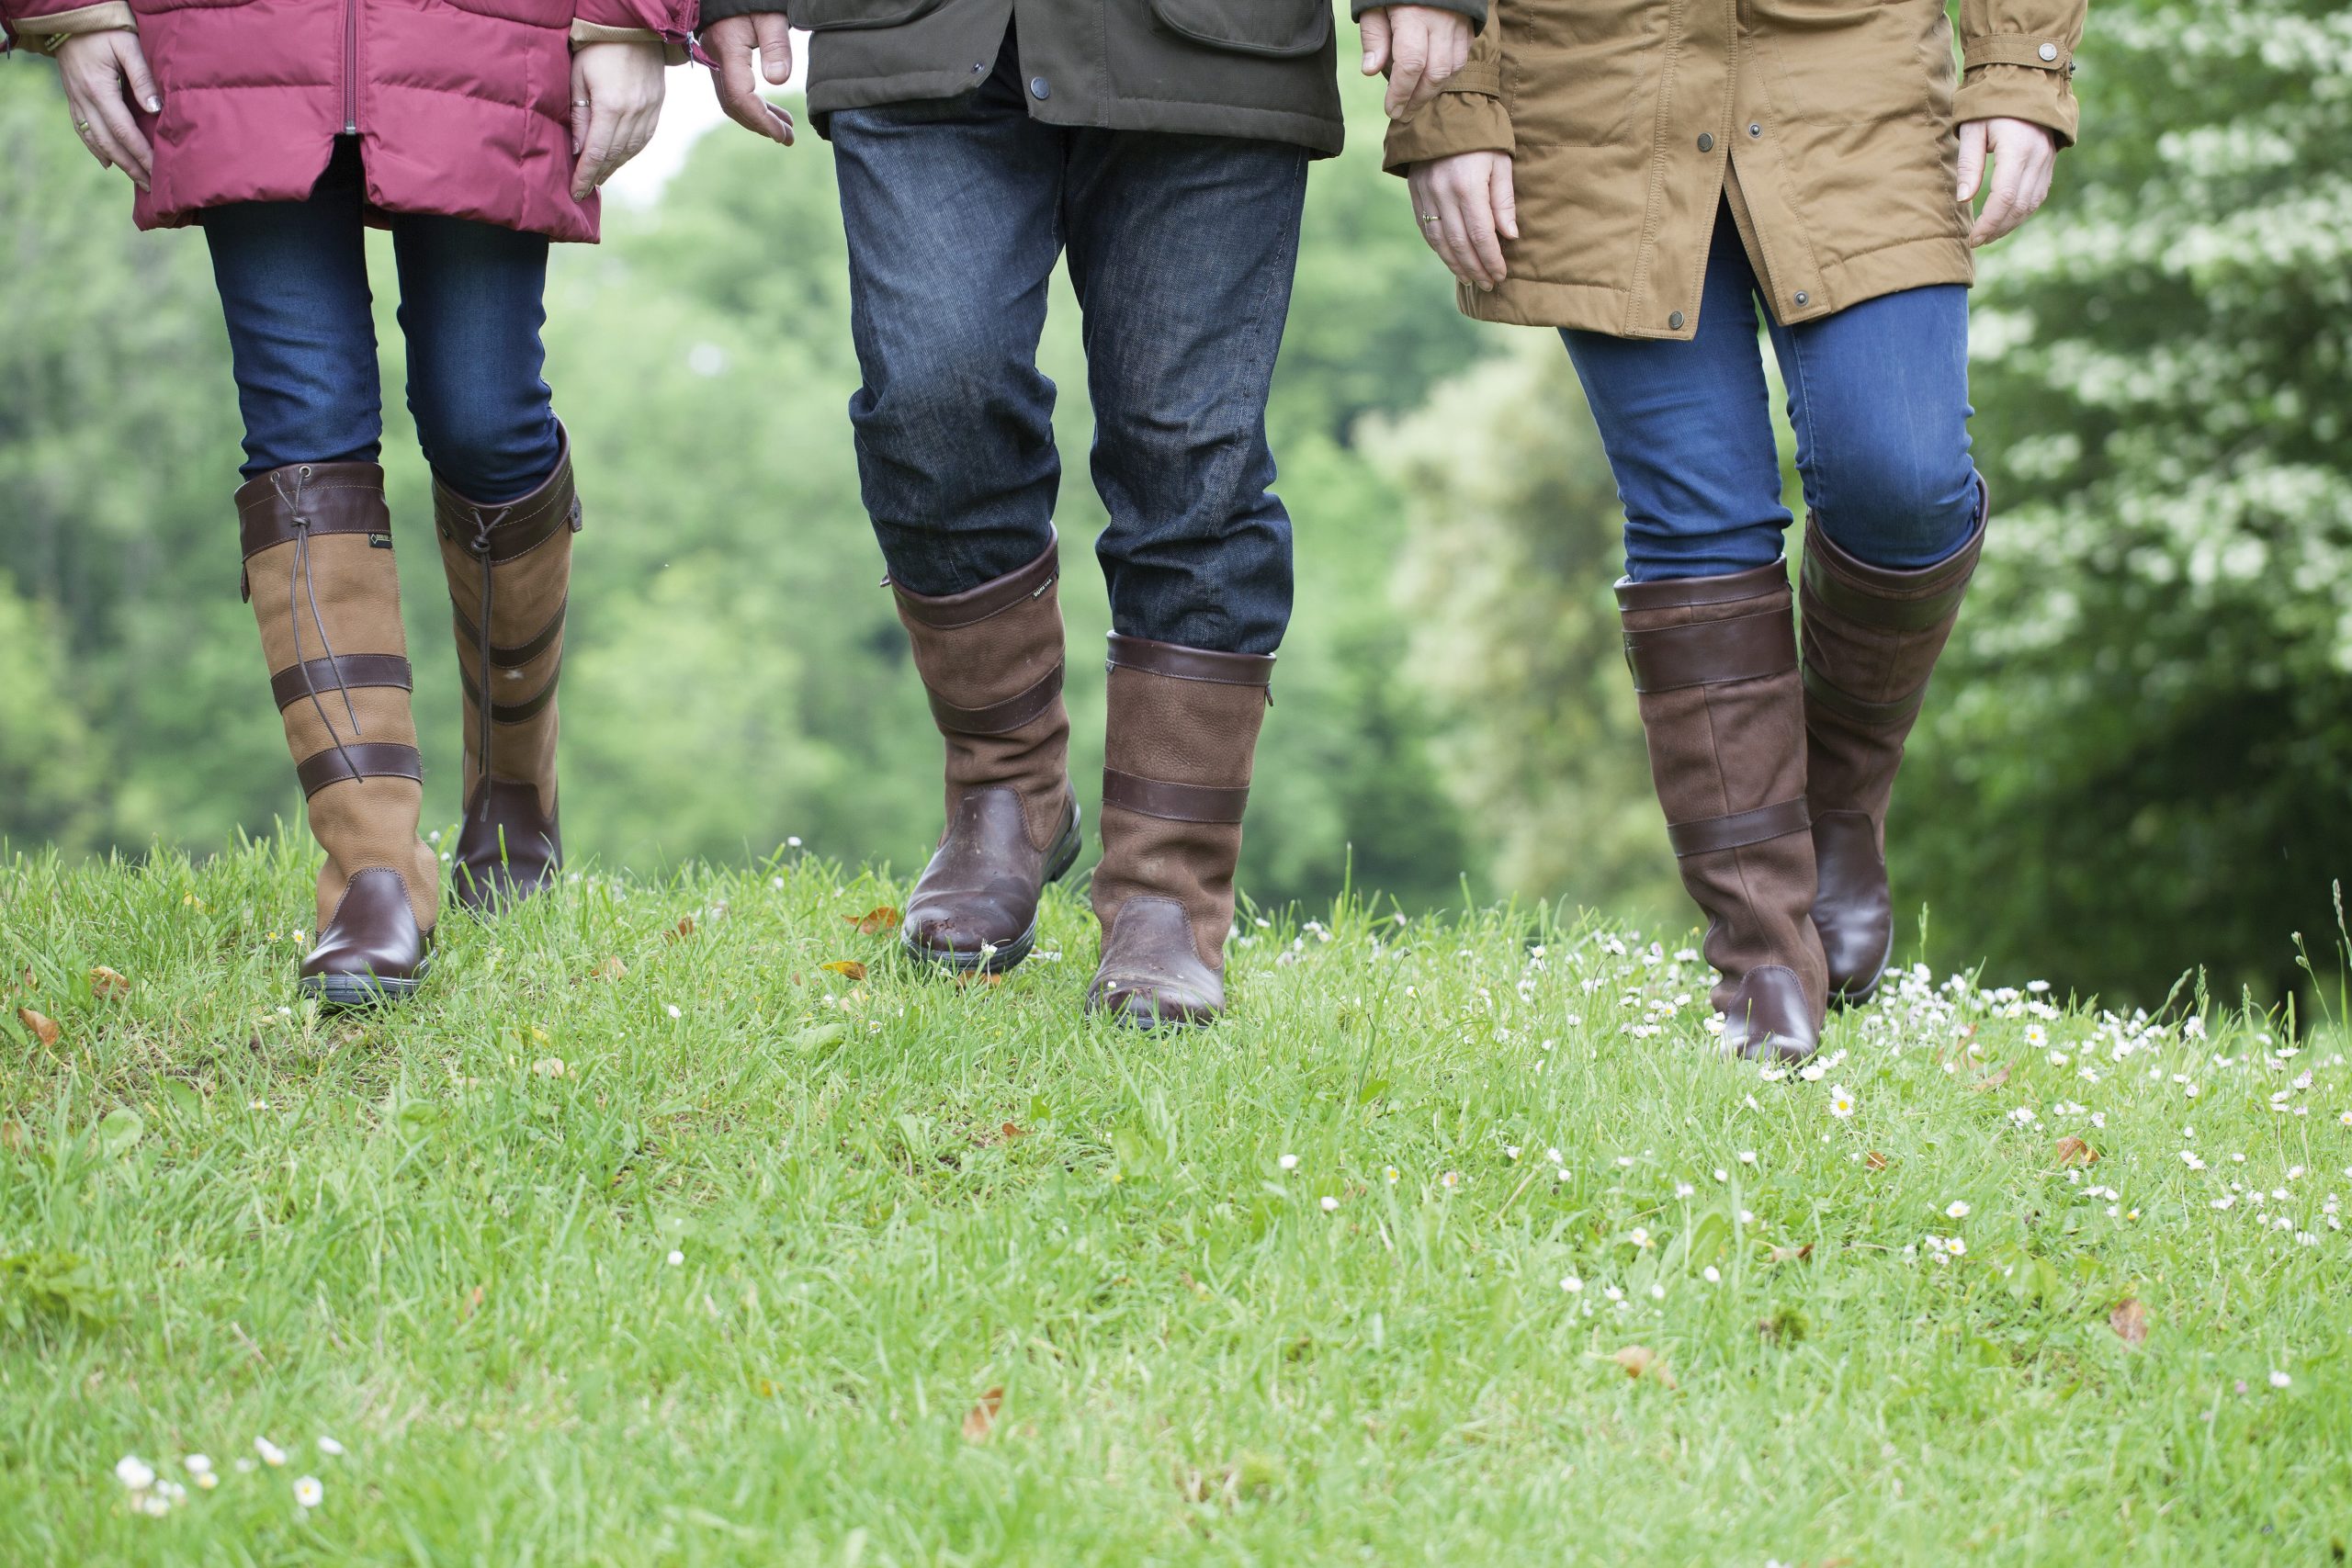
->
<box><xmin>3</xmin><ymin>0</ymin><xmax>2346</xmax><ymax>1010</ymax></box>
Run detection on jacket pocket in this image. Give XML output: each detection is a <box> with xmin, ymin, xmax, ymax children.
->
<box><xmin>439</xmin><ymin>0</ymin><xmax>571</xmax><ymax>25</ymax></box>
<box><xmin>787</xmin><ymin>0</ymin><xmax>947</xmax><ymax>29</ymax></box>
<box><xmin>1148</xmin><ymin>0</ymin><xmax>1330</xmax><ymax>59</ymax></box>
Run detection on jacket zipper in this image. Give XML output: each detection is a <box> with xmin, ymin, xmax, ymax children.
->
<box><xmin>342</xmin><ymin>0</ymin><xmax>358</xmax><ymax>133</ymax></box>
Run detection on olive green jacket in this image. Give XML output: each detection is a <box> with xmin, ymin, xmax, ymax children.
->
<box><xmin>1385</xmin><ymin>0</ymin><xmax>2086</xmax><ymax>338</ymax></box>
<box><xmin>695</xmin><ymin>0</ymin><xmax>1487</xmax><ymax>155</ymax></box>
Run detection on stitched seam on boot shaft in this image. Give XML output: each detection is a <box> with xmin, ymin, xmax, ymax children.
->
<box><xmin>1624</xmin><ymin>609</ymin><xmax>1799</xmax><ymax>693</ymax></box>
<box><xmin>930</xmin><ymin>663</ymin><xmax>1064</xmax><ymax>737</ymax></box>
<box><xmin>1800</xmin><ymin>661</ymin><xmax>1929</xmax><ymax>728</ymax></box>
<box><xmin>891</xmin><ymin>532</ymin><xmax>1060</xmax><ymax>630</ymax></box>
<box><xmin>1668</xmin><ymin>797</ymin><xmax>1812</xmax><ymax>856</ymax></box>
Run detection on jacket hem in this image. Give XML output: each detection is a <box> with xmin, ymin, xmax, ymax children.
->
<box><xmin>809</xmin><ymin>78</ymin><xmax>1343</xmax><ymax>155</ymax></box>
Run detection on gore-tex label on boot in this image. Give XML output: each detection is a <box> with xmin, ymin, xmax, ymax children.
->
<box><xmin>368</xmin><ymin>534</ymin><xmax>393</xmax><ymax>549</ymax></box>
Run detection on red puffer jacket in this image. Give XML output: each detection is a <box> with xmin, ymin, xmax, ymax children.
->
<box><xmin>1</xmin><ymin>0</ymin><xmax>694</xmax><ymax>241</ymax></box>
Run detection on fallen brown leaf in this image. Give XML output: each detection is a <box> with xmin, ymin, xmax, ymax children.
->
<box><xmin>2109</xmin><ymin>1297</ymin><xmax>2149</xmax><ymax>1347</ymax></box>
<box><xmin>962</xmin><ymin>1385</ymin><xmax>1004</xmax><ymax>1442</ymax></box>
<box><xmin>1768</xmin><ymin>1243</ymin><xmax>1815</xmax><ymax>1264</ymax></box>
<box><xmin>17</xmin><ymin>1008</ymin><xmax>60</xmax><ymax>1048</ymax></box>
<box><xmin>1863</xmin><ymin>1150</ymin><xmax>1890</xmax><ymax>1171</ymax></box>
<box><xmin>1598</xmin><ymin>1345</ymin><xmax>1678</xmax><ymax>1388</ymax></box>
<box><xmin>846</xmin><ymin>905</ymin><xmax>902</xmax><ymax>936</ymax></box>
<box><xmin>2055</xmin><ymin>1135</ymin><xmax>2099</xmax><ymax>1167</ymax></box>
<box><xmin>1001</xmin><ymin>1122</ymin><xmax>1023</xmax><ymax>1141</ymax></box>
<box><xmin>88</xmin><ymin>966</ymin><xmax>130</xmax><ymax>999</ymax></box>
<box><xmin>1967</xmin><ymin>1063</ymin><xmax>2011</xmax><ymax>1093</ymax></box>
<box><xmin>593</xmin><ymin>956</ymin><xmax>628</xmax><ymax>981</ymax></box>
<box><xmin>0</xmin><ymin>1120</ymin><xmax>24</xmax><ymax>1151</ymax></box>
<box><xmin>954</xmin><ymin>970</ymin><xmax>1005</xmax><ymax>989</ymax></box>
<box><xmin>820</xmin><ymin>960</ymin><xmax>867</xmax><ymax>981</ymax></box>
<box><xmin>462</xmin><ymin>1284</ymin><xmax>487</xmax><ymax>1320</ymax></box>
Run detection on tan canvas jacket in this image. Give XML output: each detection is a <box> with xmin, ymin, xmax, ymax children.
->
<box><xmin>1385</xmin><ymin>0</ymin><xmax>2087</xmax><ymax>338</ymax></box>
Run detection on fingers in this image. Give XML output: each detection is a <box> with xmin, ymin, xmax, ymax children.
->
<box><xmin>1359</xmin><ymin>7</ymin><xmax>1390</xmax><ymax>77</ymax></box>
<box><xmin>572</xmin><ymin>112</ymin><xmax>617</xmax><ymax>199</ymax></box>
<box><xmin>1404</xmin><ymin>14</ymin><xmax>1470</xmax><ymax>113</ymax></box>
<box><xmin>66</xmin><ymin>61</ymin><xmax>150</xmax><ymax>186</ymax></box>
<box><xmin>753</xmin><ymin>12</ymin><xmax>794</xmax><ymax>85</ymax></box>
<box><xmin>710</xmin><ymin>17</ymin><xmax>796</xmax><ymax>144</ymax></box>
<box><xmin>1490</xmin><ymin>155</ymin><xmax>1519</xmax><ymax>243</ymax></box>
<box><xmin>1955</xmin><ymin>118</ymin><xmax>1986</xmax><ymax>203</ymax></box>
<box><xmin>1967</xmin><ymin>123</ymin><xmax>2053</xmax><ymax>246</ymax></box>
<box><xmin>1407</xmin><ymin>169</ymin><xmax>1451</xmax><ymax>272</ymax></box>
<box><xmin>1384</xmin><ymin>18</ymin><xmax>1428</xmax><ymax>118</ymax></box>
<box><xmin>117</xmin><ymin>34</ymin><xmax>161</xmax><ymax>114</ymax></box>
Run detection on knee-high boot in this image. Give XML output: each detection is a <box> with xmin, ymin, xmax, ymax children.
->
<box><xmin>1617</xmin><ymin>562</ymin><xmax>1826</xmax><ymax>1062</ymax></box>
<box><xmin>1799</xmin><ymin>483</ymin><xmax>1986</xmax><ymax>1003</ymax></box>
<box><xmin>238</xmin><ymin>462</ymin><xmax>439</xmax><ymax>1006</ymax></box>
<box><xmin>1087</xmin><ymin>635</ymin><xmax>1273</xmax><ymax>1027</ymax></box>
<box><xmin>890</xmin><ymin>532</ymin><xmax>1082</xmax><ymax>973</ymax></box>
<box><xmin>434</xmin><ymin>431</ymin><xmax>579</xmax><ymax>910</ymax></box>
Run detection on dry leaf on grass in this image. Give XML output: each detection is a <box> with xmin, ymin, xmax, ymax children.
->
<box><xmin>17</xmin><ymin>1008</ymin><xmax>60</xmax><ymax>1048</ymax></box>
<box><xmin>592</xmin><ymin>956</ymin><xmax>628</xmax><ymax>981</ymax></box>
<box><xmin>1863</xmin><ymin>1150</ymin><xmax>1890</xmax><ymax>1171</ymax></box>
<box><xmin>88</xmin><ymin>966</ymin><xmax>130</xmax><ymax>999</ymax></box>
<box><xmin>670</xmin><ymin>915</ymin><xmax>696</xmax><ymax>942</ymax></box>
<box><xmin>846</xmin><ymin>905</ymin><xmax>901</xmax><ymax>936</ymax></box>
<box><xmin>1768</xmin><ymin>1243</ymin><xmax>1815</xmax><ymax>1265</ymax></box>
<box><xmin>1967</xmin><ymin>1063</ymin><xmax>2011</xmax><ymax>1092</ymax></box>
<box><xmin>961</xmin><ymin>1386</ymin><xmax>1004</xmax><ymax>1441</ymax></box>
<box><xmin>1596</xmin><ymin>1345</ymin><xmax>1678</xmax><ymax>1388</ymax></box>
<box><xmin>2055</xmin><ymin>1136</ymin><xmax>2099</xmax><ymax>1167</ymax></box>
<box><xmin>0</xmin><ymin>1121</ymin><xmax>25</xmax><ymax>1152</ymax></box>
<box><xmin>820</xmin><ymin>960</ymin><xmax>867</xmax><ymax>981</ymax></box>
<box><xmin>2109</xmin><ymin>1298</ymin><xmax>2149</xmax><ymax>1346</ymax></box>
<box><xmin>461</xmin><ymin>1284</ymin><xmax>486</xmax><ymax>1320</ymax></box>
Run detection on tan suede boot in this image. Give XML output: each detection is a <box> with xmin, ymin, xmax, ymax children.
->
<box><xmin>1087</xmin><ymin>635</ymin><xmax>1273</xmax><ymax>1028</ymax></box>
<box><xmin>434</xmin><ymin>432</ymin><xmax>579</xmax><ymax>911</ymax></box>
<box><xmin>1800</xmin><ymin>487</ymin><xmax>1985</xmax><ymax>1004</ymax></box>
<box><xmin>1617</xmin><ymin>562</ymin><xmax>1826</xmax><ymax>1062</ymax></box>
<box><xmin>892</xmin><ymin>531</ymin><xmax>1081</xmax><ymax>973</ymax></box>
<box><xmin>238</xmin><ymin>462</ymin><xmax>439</xmax><ymax>1007</ymax></box>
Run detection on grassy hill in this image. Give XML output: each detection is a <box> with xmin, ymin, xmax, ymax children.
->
<box><xmin>2</xmin><ymin>841</ymin><xmax>2347</xmax><ymax>1563</ymax></box>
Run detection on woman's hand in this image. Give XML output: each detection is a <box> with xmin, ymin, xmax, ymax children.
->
<box><xmin>55</xmin><ymin>30</ymin><xmax>159</xmax><ymax>191</ymax></box>
<box><xmin>571</xmin><ymin>39</ymin><xmax>668</xmax><ymax>201</ymax></box>
<box><xmin>1958</xmin><ymin>118</ymin><xmax>2058</xmax><ymax>247</ymax></box>
<box><xmin>1407</xmin><ymin>150</ymin><xmax>1517</xmax><ymax>291</ymax></box>
<box><xmin>704</xmin><ymin>13</ymin><xmax>797</xmax><ymax>146</ymax></box>
<box><xmin>1360</xmin><ymin>5</ymin><xmax>1476</xmax><ymax>119</ymax></box>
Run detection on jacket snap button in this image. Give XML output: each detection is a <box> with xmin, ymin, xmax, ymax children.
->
<box><xmin>1668</xmin><ymin>310</ymin><xmax>1686</xmax><ymax>331</ymax></box>
<box><xmin>1030</xmin><ymin>75</ymin><xmax>1051</xmax><ymax>100</ymax></box>
<box><xmin>2038</xmin><ymin>41</ymin><xmax>2059</xmax><ymax>61</ymax></box>
<box><xmin>1697</xmin><ymin>132</ymin><xmax>1714</xmax><ymax>152</ymax></box>
<box><xmin>1793</xmin><ymin>291</ymin><xmax>1810</xmax><ymax>308</ymax></box>
<box><xmin>1748</xmin><ymin>122</ymin><xmax>1762</xmax><ymax>138</ymax></box>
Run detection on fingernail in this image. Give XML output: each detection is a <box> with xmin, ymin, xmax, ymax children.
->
<box><xmin>145</xmin><ymin>97</ymin><xmax>161</xmax><ymax>111</ymax></box>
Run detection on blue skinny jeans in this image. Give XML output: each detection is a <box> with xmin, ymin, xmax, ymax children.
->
<box><xmin>1563</xmin><ymin>206</ymin><xmax>1982</xmax><ymax>581</ymax></box>
<box><xmin>200</xmin><ymin>138</ymin><xmax>562</xmax><ymax>503</ymax></box>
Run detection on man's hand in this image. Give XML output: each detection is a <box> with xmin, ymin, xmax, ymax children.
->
<box><xmin>1958</xmin><ymin>117</ymin><xmax>2058</xmax><ymax>247</ymax></box>
<box><xmin>571</xmin><ymin>39</ymin><xmax>667</xmax><ymax>200</ymax></box>
<box><xmin>705</xmin><ymin>13</ymin><xmax>797</xmax><ymax>146</ymax></box>
<box><xmin>1360</xmin><ymin>5</ymin><xmax>1476</xmax><ymax>120</ymax></box>
<box><xmin>1407</xmin><ymin>150</ymin><xmax>1516</xmax><ymax>291</ymax></box>
<box><xmin>55</xmin><ymin>30</ymin><xmax>159</xmax><ymax>191</ymax></box>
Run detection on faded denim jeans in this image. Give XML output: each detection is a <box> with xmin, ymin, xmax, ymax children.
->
<box><xmin>830</xmin><ymin>32</ymin><xmax>1308</xmax><ymax>654</ymax></box>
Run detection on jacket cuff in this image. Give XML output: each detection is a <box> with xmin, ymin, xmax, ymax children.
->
<box><xmin>1382</xmin><ymin>86</ymin><xmax>1512</xmax><ymax>175</ymax></box>
<box><xmin>1955</xmin><ymin>61</ymin><xmax>2080</xmax><ymax>148</ymax></box>
<box><xmin>6</xmin><ymin>0</ymin><xmax>136</xmax><ymax>56</ymax></box>
<box><xmin>1351</xmin><ymin>0</ymin><xmax>1487</xmax><ymax>28</ymax></box>
<box><xmin>571</xmin><ymin>19</ymin><xmax>688</xmax><ymax>63</ymax></box>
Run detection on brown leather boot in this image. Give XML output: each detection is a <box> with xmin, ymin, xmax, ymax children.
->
<box><xmin>434</xmin><ymin>432</ymin><xmax>580</xmax><ymax>911</ymax></box>
<box><xmin>1618</xmin><ymin>562</ymin><xmax>1826</xmax><ymax>1063</ymax></box>
<box><xmin>1087</xmin><ymin>635</ymin><xmax>1273</xmax><ymax>1028</ymax></box>
<box><xmin>1800</xmin><ymin>485</ymin><xmax>1985</xmax><ymax>1004</ymax></box>
<box><xmin>238</xmin><ymin>462</ymin><xmax>439</xmax><ymax>1008</ymax></box>
<box><xmin>891</xmin><ymin>532</ymin><xmax>1081</xmax><ymax>973</ymax></box>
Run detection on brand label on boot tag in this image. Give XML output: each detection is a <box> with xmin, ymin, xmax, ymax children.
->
<box><xmin>368</xmin><ymin>533</ymin><xmax>394</xmax><ymax>549</ymax></box>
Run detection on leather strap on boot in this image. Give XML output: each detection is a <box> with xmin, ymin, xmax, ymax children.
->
<box><xmin>238</xmin><ymin>462</ymin><xmax>436</xmax><ymax>1007</ymax></box>
<box><xmin>1088</xmin><ymin>634</ymin><xmax>1273</xmax><ymax>1028</ymax></box>
<box><xmin>891</xmin><ymin>531</ymin><xmax>1080</xmax><ymax>973</ymax></box>
<box><xmin>1618</xmin><ymin>562</ymin><xmax>1825</xmax><ymax>1063</ymax></box>
<box><xmin>435</xmin><ymin>429</ymin><xmax>579</xmax><ymax>911</ymax></box>
<box><xmin>1801</xmin><ymin>478</ymin><xmax>1987</xmax><ymax>1004</ymax></box>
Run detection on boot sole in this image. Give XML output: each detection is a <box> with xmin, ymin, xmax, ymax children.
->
<box><xmin>300</xmin><ymin>955</ymin><xmax>432</xmax><ymax>1011</ymax></box>
<box><xmin>902</xmin><ymin>807</ymin><xmax>1083</xmax><ymax>977</ymax></box>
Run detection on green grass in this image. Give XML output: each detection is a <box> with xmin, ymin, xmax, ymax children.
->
<box><xmin>2</xmin><ymin>838</ymin><xmax>2348</xmax><ymax>1565</ymax></box>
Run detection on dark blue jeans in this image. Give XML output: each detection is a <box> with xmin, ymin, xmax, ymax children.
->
<box><xmin>200</xmin><ymin>139</ymin><xmax>562</xmax><ymax>503</ymax></box>
<box><xmin>1563</xmin><ymin>207</ymin><xmax>1981</xmax><ymax>582</ymax></box>
<box><xmin>829</xmin><ymin>38</ymin><xmax>1308</xmax><ymax>654</ymax></box>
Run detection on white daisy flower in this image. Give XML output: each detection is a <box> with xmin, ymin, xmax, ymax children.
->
<box><xmin>293</xmin><ymin>1475</ymin><xmax>323</xmax><ymax>1509</ymax></box>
